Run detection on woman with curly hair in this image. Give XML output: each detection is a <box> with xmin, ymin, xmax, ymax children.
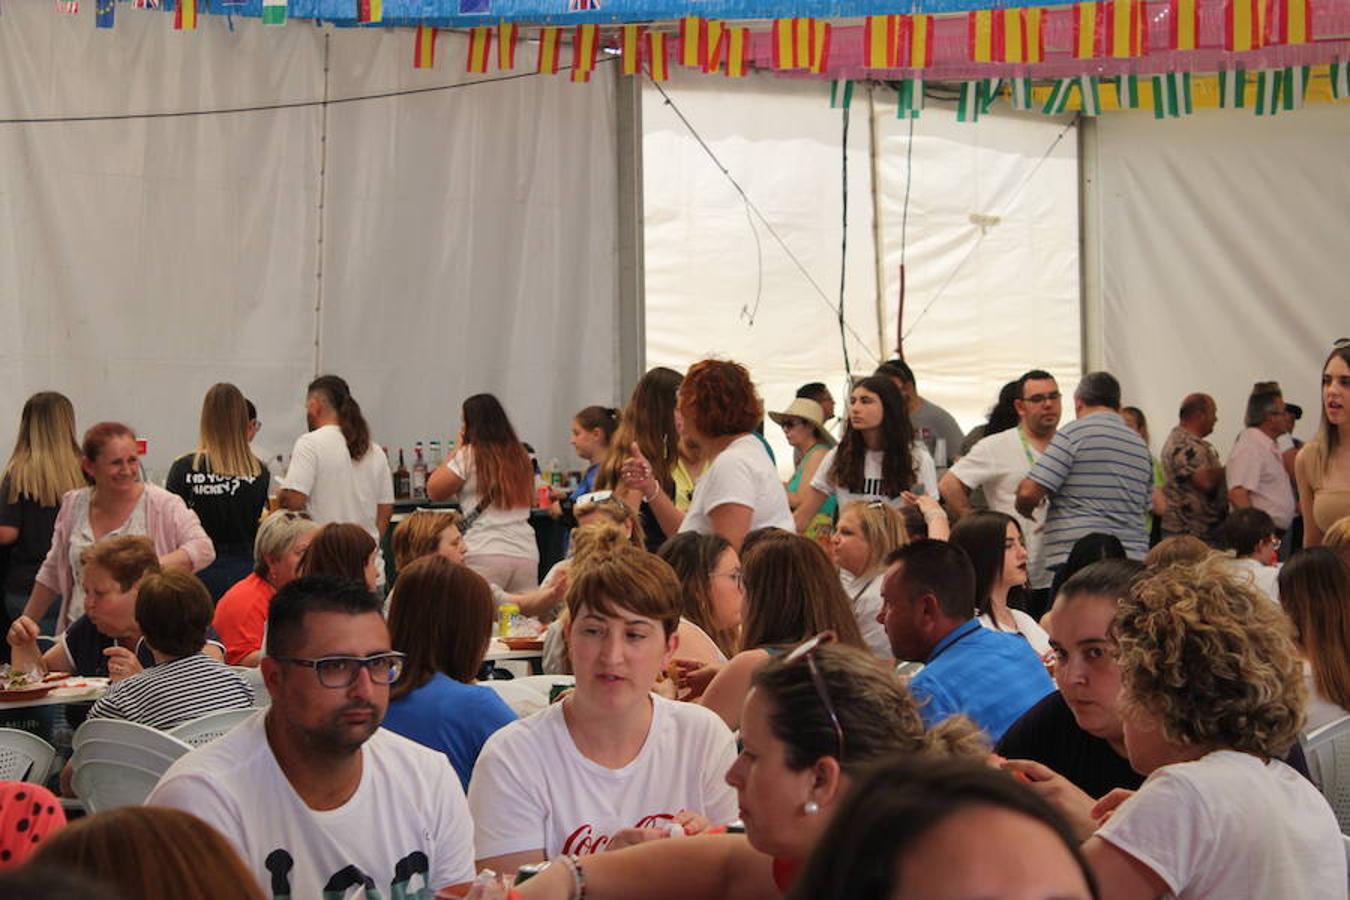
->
<box><xmin>1079</xmin><ymin>556</ymin><xmax>1344</xmax><ymax>898</ymax></box>
<box><xmin>623</xmin><ymin>359</ymin><xmax>793</xmax><ymax>551</ymax></box>
<box><xmin>790</xmin><ymin>375</ymin><xmax>937</xmax><ymax>534</ymax></box>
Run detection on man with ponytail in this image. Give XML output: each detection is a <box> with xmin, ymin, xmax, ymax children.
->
<box><xmin>278</xmin><ymin>376</ymin><xmax>394</xmax><ymax>585</ymax></box>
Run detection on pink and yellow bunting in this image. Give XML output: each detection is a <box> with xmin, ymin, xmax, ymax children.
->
<box><xmin>466</xmin><ymin>27</ymin><xmax>492</xmax><ymax>73</ymax></box>
<box><xmin>413</xmin><ymin>25</ymin><xmax>437</xmax><ymax>69</ymax></box>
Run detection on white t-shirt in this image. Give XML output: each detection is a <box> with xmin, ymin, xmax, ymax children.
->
<box><xmin>468</xmin><ymin>694</ymin><xmax>738</xmax><ymax>859</ymax></box>
<box><xmin>948</xmin><ymin>428</ymin><xmax>1049</xmax><ymax>589</ymax></box>
<box><xmin>446</xmin><ymin>446</ymin><xmax>538</xmax><ymax>561</ymax></box>
<box><xmin>147</xmin><ymin>712</ymin><xmax>476</xmax><ymax>897</ymax></box>
<box><xmin>978</xmin><ymin>609</ymin><xmax>1052</xmax><ymax>661</ymax></box>
<box><xmin>1095</xmin><ymin>750</ymin><xmax>1345</xmax><ymax>899</ymax></box>
<box><xmin>838</xmin><ymin>569</ymin><xmax>892</xmax><ymax>660</ymax></box>
<box><xmin>810</xmin><ymin>442</ymin><xmax>939</xmax><ymax>512</ymax></box>
<box><xmin>679</xmin><ymin>434</ymin><xmax>794</xmax><ymax>536</ymax></box>
<box><xmin>1223</xmin><ymin>557</ymin><xmax>1281</xmax><ymax>605</ymax></box>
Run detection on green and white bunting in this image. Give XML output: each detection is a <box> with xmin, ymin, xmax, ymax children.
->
<box><xmin>1009</xmin><ymin>77</ymin><xmax>1034</xmax><ymax>111</ymax></box>
<box><xmin>1255</xmin><ymin>69</ymin><xmax>1281</xmax><ymax>115</ymax></box>
<box><xmin>896</xmin><ymin>79</ymin><xmax>924</xmax><ymax>119</ymax></box>
<box><xmin>1078</xmin><ymin>76</ymin><xmax>1100</xmax><ymax>116</ymax></box>
<box><xmin>979</xmin><ymin>79</ymin><xmax>1003</xmax><ymax>114</ymax></box>
<box><xmin>1332</xmin><ymin>61</ymin><xmax>1350</xmax><ymax>100</ymax></box>
<box><xmin>1042</xmin><ymin>79</ymin><xmax>1073</xmax><ymax>114</ymax></box>
<box><xmin>1151</xmin><ymin>72</ymin><xmax>1193</xmax><ymax>119</ymax></box>
<box><xmin>1218</xmin><ymin>68</ymin><xmax>1247</xmax><ymax>108</ymax></box>
<box><xmin>1280</xmin><ymin>66</ymin><xmax>1310</xmax><ymax>110</ymax></box>
<box><xmin>958</xmin><ymin>81</ymin><xmax>982</xmax><ymax>122</ymax></box>
<box><xmin>1115</xmin><ymin>75</ymin><xmax>1140</xmax><ymax>109</ymax></box>
<box><xmin>262</xmin><ymin>0</ymin><xmax>287</xmax><ymax>25</ymax></box>
<box><xmin>830</xmin><ymin>80</ymin><xmax>854</xmax><ymax>109</ymax></box>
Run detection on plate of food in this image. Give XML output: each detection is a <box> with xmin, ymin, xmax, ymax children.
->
<box><xmin>500</xmin><ymin>637</ymin><xmax>544</xmax><ymax>651</ymax></box>
<box><xmin>0</xmin><ymin>670</ymin><xmax>70</xmax><ymax>701</ymax></box>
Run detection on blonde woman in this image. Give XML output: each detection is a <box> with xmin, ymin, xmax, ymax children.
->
<box><xmin>830</xmin><ymin>500</ymin><xmax>908</xmax><ymax>659</ymax></box>
<box><xmin>166</xmin><ymin>384</ymin><xmax>268</xmax><ymax>600</ymax></box>
<box><xmin>0</xmin><ymin>392</ymin><xmax>85</xmax><ymax>634</ymax></box>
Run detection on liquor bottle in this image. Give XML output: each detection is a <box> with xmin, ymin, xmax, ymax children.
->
<box><xmin>393</xmin><ymin>449</ymin><xmax>411</xmax><ymax>500</ymax></box>
<box><xmin>428</xmin><ymin>439</ymin><xmax>443</xmax><ymax>470</ymax></box>
<box><xmin>411</xmin><ymin>443</ymin><xmax>428</xmax><ymax>500</ymax></box>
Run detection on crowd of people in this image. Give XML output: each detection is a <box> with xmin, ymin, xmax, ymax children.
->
<box><xmin>0</xmin><ymin>341</ymin><xmax>1346</xmax><ymax>898</ymax></box>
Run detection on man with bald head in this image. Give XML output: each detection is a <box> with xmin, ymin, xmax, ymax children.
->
<box><xmin>1160</xmin><ymin>393</ymin><xmax>1226</xmax><ymax>543</ymax></box>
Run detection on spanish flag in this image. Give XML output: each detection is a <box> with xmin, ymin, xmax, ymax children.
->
<box><xmin>1169</xmin><ymin>0</ymin><xmax>1199</xmax><ymax>50</ymax></box>
<box><xmin>1024</xmin><ymin>8</ymin><xmax>1045</xmax><ymax>63</ymax></box>
<box><xmin>646</xmin><ymin>31</ymin><xmax>669</xmax><ymax>81</ymax></box>
<box><xmin>1273</xmin><ymin>0</ymin><xmax>1309</xmax><ymax>44</ymax></box>
<box><xmin>864</xmin><ymin>15</ymin><xmax>900</xmax><ymax>69</ymax></box>
<box><xmin>621</xmin><ymin>25</ymin><xmax>643</xmax><ymax>76</ymax></box>
<box><xmin>573</xmin><ymin>24</ymin><xmax>599</xmax><ymax>76</ymax></box>
<box><xmin>174</xmin><ymin>0</ymin><xmax>198</xmax><ymax>30</ymax></box>
<box><xmin>466</xmin><ymin>27</ymin><xmax>493</xmax><ymax>73</ymax></box>
<box><xmin>705</xmin><ymin>21</ymin><xmax>726</xmax><ymax>73</ymax></box>
<box><xmin>537</xmin><ymin>27</ymin><xmax>562</xmax><ymax>74</ymax></box>
<box><xmin>679</xmin><ymin>16</ymin><xmax>705</xmax><ymax>68</ymax></box>
<box><xmin>498</xmin><ymin>22</ymin><xmax>518</xmax><ymax>70</ymax></box>
<box><xmin>968</xmin><ymin>10</ymin><xmax>999</xmax><ymax>63</ymax></box>
<box><xmin>772</xmin><ymin>19</ymin><xmax>802</xmax><ymax>69</ymax></box>
<box><xmin>901</xmin><ymin>14</ymin><xmax>934</xmax><ymax>69</ymax></box>
<box><xmin>1073</xmin><ymin>2</ymin><xmax>1101</xmax><ymax>58</ymax></box>
<box><xmin>725</xmin><ymin>27</ymin><xmax>750</xmax><ymax>77</ymax></box>
<box><xmin>1225</xmin><ymin>0</ymin><xmax>1265</xmax><ymax>51</ymax></box>
<box><xmin>413</xmin><ymin>26</ymin><xmax>437</xmax><ymax>69</ymax></box>
<box><xmin>809</xmin><ymin>21</ymin><xmax>831</xmax><ymax>74</ymax></box>
<box><xmin>356</xmin><ymin>0</ymin><xmax>381</xmax><ymax>25</ymax></box>
<box><xmin>1105</xmin><ymin>0</ymin><xmax>1146</xmax><ymax>58</ymax></box>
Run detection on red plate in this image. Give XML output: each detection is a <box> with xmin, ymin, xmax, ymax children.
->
<box><xmin>0</xmin><ymin>672</ymin><xmax>70</xmax><ymax>701</ymax></box>
<box><xmin>500</xmin><ymin>637</ymin><xmax>544</xmax><ymax>651</ymax></box>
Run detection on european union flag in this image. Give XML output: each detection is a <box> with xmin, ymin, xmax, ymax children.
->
<box><xmin>96</xmin><ymin>0</ymin><xmax>116</xmax><ymax>27</ymax></box>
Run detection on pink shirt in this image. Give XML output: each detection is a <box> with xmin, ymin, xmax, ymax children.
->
<box><xmin>36</xmin><ymin>484</ymin><xmax>215</xmax><ymax>632</ymax></box>
<box><xmin>1226</xmin><ymin>428</ymin><xmax>1296</xmax><ymax>530</ymax></box>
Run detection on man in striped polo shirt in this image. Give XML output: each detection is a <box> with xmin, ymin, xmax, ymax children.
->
<box><xmin>1014</xmin><ymin>372</ymin><xmax>1153</xmax><ymax>571</ymax></box>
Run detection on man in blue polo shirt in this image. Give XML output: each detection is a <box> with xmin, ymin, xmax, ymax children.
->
<box><xmin>879</xmin><ymin>540</ymin><xmax>1053</xmax><ymax>741</ymax></box>
<box><xmin>1015</xmin><ymin>371</ymin><xmax>1153</xmax><ymax>567</ymax></box>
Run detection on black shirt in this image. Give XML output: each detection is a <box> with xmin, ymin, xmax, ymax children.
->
<box><xmin>995</xmin><ymin>691</ymin><xmax>1144</xmax><ymax>798</ymax></box>
<box><xmin>61</xmin><ymin>614</ymin><xmax>225</xmax><ymax>677</ymax></box>
<box><xmin>165</xmin><ymin>453</ymin><xmax>269</xmax><ymax>554</ymax></box>
<box><xmin>0</xmin><ymin>477</ymin><xmax>62</xmax><ymax>597</ymax></box>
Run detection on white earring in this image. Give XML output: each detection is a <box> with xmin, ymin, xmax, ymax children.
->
<box><xmin>803</xmin><ymin>800</ymin><xmax>820</xmax><ymax>816</ymax></box>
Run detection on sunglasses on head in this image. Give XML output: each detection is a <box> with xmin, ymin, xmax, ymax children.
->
<box><xmin>783</xmin><ymin>632</ymin><xmax>846</xmax><ymax>762</ymax></box>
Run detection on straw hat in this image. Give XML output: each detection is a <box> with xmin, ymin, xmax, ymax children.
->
<box><xmin>768</xmin><ymin>398</ymin><xmax>836</xmax><ymax>448</ymax></box>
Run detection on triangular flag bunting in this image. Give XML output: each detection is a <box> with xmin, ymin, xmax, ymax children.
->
<box><xmin>498</xmin><ymin>23</ymin><xmax>518</xmax><ymax>70</ymax></box>
<box><xmin>1218</xmin><ymin>67</ymin><xmax>1247</xmax><ymax>106</ymax></box>
<box><xmin>262</xmin><ymin>0</ymin><xmax>286</xmax><ymax>25</ymax></box>
<box><xmin>897</xmin><ymin>79</ymin><xmax>925</xmax><ymax>117</ymax></box>
<box><xmin>830</xmin><ymin>80</ymin><xmax>855</xmax><ymax>109</ymax></box>
<box><xmin>466</xmin><ymin>27</ymin><xmax>492</xmax><ymax>74</ymax></box>
<box><xmin>413</xmin><ymin>26</ymin><xmax>437</xmax><ymax>69</ymax></box>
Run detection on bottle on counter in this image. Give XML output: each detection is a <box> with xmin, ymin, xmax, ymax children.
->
<box><xmin>411</xmin><ymin>443</ymin><xmax>428</xmax><ymax>501</ymax></box>
<box><xmin>393</xmin><ymin>449</ymin><xmax>411</xmax><ymax>500</ymax></box>
<box><xmin>546</xmin><ymin>457</ymin><xmax>563</xmax><ymax>488</ymax></box>
<box><xmin>428</xmin><ymin>439</ymin><xmax>443</xmax><ymax>470</ymax></box>
<box><xmin>268</xmin><ymin>454</ymin><xmax>287</xmax><ymax>498</ymax></box>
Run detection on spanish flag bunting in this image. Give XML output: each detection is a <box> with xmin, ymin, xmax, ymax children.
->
<box><xmin>1169</xmin><ymin>0</ymin><xmax>1199</xmax><ymax>50</ymax></box>
<box><xmin>571</xmin><ymin>67</ymin><xmax>592</xmax><ymax>83</ymax></box>
<box><xmin>175</xmin><ymin>0</ymin><xmax>198</xmax><ymax>31</ymax></box>
<box><xmin>356</xmin><ymin>0</ymin><xmax>382</xmax><ymax>25</ymax></box>
<box><xmin>864</xmin><ymin>15</ymin><xmax>900</xmax><ymax>69</ymax></box>
<box><xmin>1073</xmin><ymin>2</ymin><xmax>1102</xmax><ymax>58</ymax></box>
<box><xmin>1002</xmin><ymin>9</ymin><xmax>1026</xmax><ymax>63</ymax></box>
<box><xmin>795</xmin><ymin>19</ymin><xmax>814</xmax><ymax>72</ymax></box>
<box><xmin>498</xmin><ymin>23</ymin><xmax>518</xmax><ymax>70</ymax></box>
<box><xmin>679</xmin><ymin>17</ymin><xmax>706</xmax><ymax>68</ymax></box>
<box><xmin>621</xmin><ymin>25</ymin><xmax>643</xmax><ymax>76</ymax></box>
<box><xmin>466</xmin><ymin>27</ymin><xmax>492</xmax><ymax>73</ymax></box>
<box><xmin>537</xmin><ymin>27</ymin><xmax>562</xmax><ymax>74</ymax></box>
<box><xmin>900</xmin><ymin>14</ymin><xmax>934</xmax><ymax>69</ymax></box>
<box><xmin>772</xmin><ymin>19</ymin><xmax>801</xmax><ymax>70</ymax></box>
<box><xmin>809</xmin><ymin>21</ymin><xmax>832</xmax><ymax>74</ymax></box>
<box><xmin>725</xmin><ymin>28</ymin><xmax>750</xmax><ymax>78</ymax></box>
<box><xmin>646</xmin><ymin>31</ymin><xmax>670</xmax><ymax>81</ymax></box>
<box><xmin>413</xmin><ymin>26</ymin><xmax>437</xmax><ymax>68</ymax></box>
<box><xmin>968</xmin><ymin>10</ymin><xmax>997</xmax><ymax>63</ymax></box>
<box><xmin>1225</xmin><ymin>0</ymin><xmax>1265</xmax><ymax>51</ymax></box>
<box><xmin>705</xmin><ymin>21</ymin><xmax>727</xmax><ymax>73</ymax></box>
<box><xmin>1105</xmin><ymin>0</ymin><xmax>1146</xmax><ymax>58</ymax></box>
<box><xmin>573</xmin><ymin>24</ymin><xmax>599</xmax><ymax>76</ymax></box>
<box><xmin>1024</xmin><ymin>8</ymin><xmax>1045</xmax><ymax>63</ymax></box>
<box><xmin>1273</xmin><ymin>0</ymin><xmax>1309</xmax><ymax>45</ymax></box>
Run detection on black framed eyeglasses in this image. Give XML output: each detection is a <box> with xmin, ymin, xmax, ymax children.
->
<box><xmin>783</xmin><ymin>631</ymin><xmax>845</xmax><ymax>762</ymax></box>
<box><xmin>1021</xmin><ymin>391</ymin><xmax>1061</xmax><ymax>405</ymax></box>
<box><xmin>274</xmin><ymin>652</ymin><xmax>407</xmax><ymax>688</ymax></box>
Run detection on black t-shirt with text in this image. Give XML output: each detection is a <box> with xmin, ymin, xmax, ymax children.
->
<box><xmin>165</xmin><ymin>453</ymin><xmax>269</xmax><ymax>553</ymax></box>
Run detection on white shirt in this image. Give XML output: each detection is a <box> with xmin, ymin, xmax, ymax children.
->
<box><xmin>1226</xmin><ymin>427</ymin><xmax>1297</xmax><ymax>529</ymax></box>
<box><xmin>679</xmin><ymin>435</ymin><xmax>794</xmax><ymax>536</ymax></box>
<box><xmin>147</xmin><ymin>712</ymin><xmax>476</xmax><ymax>897</ymax></box>
<box><xmin>468</xmin><ymin>695</ymin><xmax>738</xmax><ymax>859</ymax></box>
<box><xmin>948</xmin><ymin>428</ymin><xmax>1050</xmax><ymax>589</ymax></box>
<box><xmin>810</xmin><ymin>442</ymin><xmax>939</xmax><ymax>511</ymax></box>
<box><xmin>838</xmin><ymin>569</ymin><xmax>892</xmax><ymax>660</ymax></box>
<box><xmin>1223</xmin><ymin>557</ymin><xmax>1281</xmax><ymax>605</ymax></box>
<box><xmin>1095</xmin><ymin>750</ymin><xmax>1345</xmax><ymax>899</ymax></box>
<box><xmin>445</xmin><ymin>446</ymin><xmax>538</xmax><ymax>561</ymax></box>
<box><xmin>977</xmin><ymin>609</ymin><xmax>1052</xmax><ymax>661</ymax></box>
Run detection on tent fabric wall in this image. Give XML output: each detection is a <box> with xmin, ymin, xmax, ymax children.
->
<box><xmin>643</xmin><ymin>73</ymin><xmax>1081</xmax><ymax>472</ymax></box>
<box><xmin>0</xmin><ymin>8</ymin><xmax>619</xmax><ymax>475</ymax></box>
<box><xmin>1093</xmin><ymin>106</ymin><xmax>1350</xmax><ymax>454</ymax></box>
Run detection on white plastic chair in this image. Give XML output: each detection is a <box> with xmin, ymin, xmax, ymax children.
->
<box><xmin>168</xmin><ymin>707</ymin><xmax>259</xmax><ymax>748</ymax></box>
<box><xmin>73</xmin><ymin>718</ymin><xmax>193</xmax><ymax>760</ymax></box>
<box><xmin>231</xmin><ymin>666</ymin><xmax>270</xmax><ymax>708</ymax></box>
<box><xmin>0</xmin><ymin>727</ymin><xmax>57</xmax><ymax>783</ymax></box>
<box><xmin>71</xmin><ymin>760</ymin><xmax>165</xmax><ymax>813</ymax></box>
<box><xmin>69</xmin><ymin>721</ymin><xmax>191</xmax><ymax>812</ymax></box>
<box><xmin>1299</xmin><ymin>714</ymin><xmax>1350</xmax><ymax>833</ymax></box>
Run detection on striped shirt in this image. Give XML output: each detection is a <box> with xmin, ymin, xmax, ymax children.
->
<box><xmin>88</xmin><ymin>653</ymin><xmax>254</xmax><ymax>731</ymax></box>
<box><xmin>1027</xmin><ymin>411</ymin><xmax>1153</xmax><ymax>567</ymax></box>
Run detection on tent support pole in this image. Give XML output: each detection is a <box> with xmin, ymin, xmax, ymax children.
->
<box><xmin>1077</xmin><ymin>114</ymin><xmax>1104</xmax><ymax>373</ymax></box>
<box><xmin>615</xmin><ymin>72</ymin><xmax>646</xmax><ymax>400</ymax></box>
<box><xmin>311</xmin><ymin>30</ymin><xmax>332</xmax><ymax>378</ymax></box>
<box><xmin>868</xmin><ymin>83</ymin><xmax>887</xmax><ymax>364</ymax></box>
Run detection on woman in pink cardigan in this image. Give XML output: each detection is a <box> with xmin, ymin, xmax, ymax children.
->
<box><xmin>23</xmin><ymin>422</ymin><xmax>214</xmax><ymax>633</ymax></box>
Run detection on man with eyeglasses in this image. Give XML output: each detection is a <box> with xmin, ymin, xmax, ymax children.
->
<box><xmin>878</xmin><ymin>540</ymin><xmax>1054</xmax><ymax>741</ymax></box>
<box><xmin>149</xmin><ymin>574</ymin><xmax>475</xmax><ymax>898</ymax></box>
<box><xmin>941</xmin><ymin>370</ymin><xmax>1062</xmax><ymax>616</ymax></box>
<box><xmin>1159</xmin><ymin>393</ymin><xmax>1226</xmax><ymax>545</ymax></box>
